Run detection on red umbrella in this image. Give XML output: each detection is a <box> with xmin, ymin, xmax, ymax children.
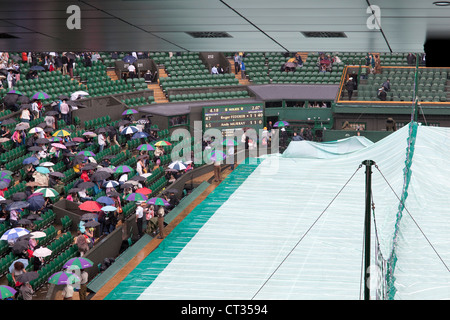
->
<box><xmin>78</xmin><ymin>201</ymin><xmax>102</xmax><ymax>212</ymax></box>
<box><xmin>135</xmin><ymin>187</ymin><xmax>152</xmax><ymax>195</ymax></box>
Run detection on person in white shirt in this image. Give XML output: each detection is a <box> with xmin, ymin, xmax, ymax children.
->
<box><xmin>97</xmin><ymin>133</ymin><xmax>106</xmax><ymax>152</ymax></box>
<box><xmin>135</xmin><ymin>201</ymin><xmax>146</xmax><ymax>237</ymax></box>
<box><xmin>128</xmin><ymin>64</ymin><xmax>136</xmax><ymax>79</ymax></box>
<box><xmin>59</xmin><ymin>99</ymin><xmax>70</xmax><ymax>125</ymax></box>
<box><xmin>62</xmin><ymin>283</ymin><xmax>74</xmax><ymax>300</ymax></box>
<box><xmin>211</xmin><ymin>65</ymin><xmax>218</xmax><ymax>75</ymax></box>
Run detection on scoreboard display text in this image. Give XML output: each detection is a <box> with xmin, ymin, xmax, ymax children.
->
<box><xmin>203</xmin><ymin>104</ymin><xmax>264</xmax><ymax>133</ymax></box>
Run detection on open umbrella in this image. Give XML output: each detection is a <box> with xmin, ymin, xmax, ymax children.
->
<box><xmin>63</xmin><ymin>257</ymin><xmax>94</xmax><ymax>270</ymax></box>
<box><xmin>12</xmin><ymin>192</ymin><xmax>27</xmax><ymax>201</ymax></box>
<box><xmin>125</xmin><ymin>193</ymin><xmax>148</xmax><ymax>202</ymax></box>
<box><xmin>6</xmin><ymin>201</ymin><xmax>30</xmax><ymax>211</ymax></box>
<box><xmin>12</xmin><ymin>239</ymin><xmax>29</xmax><ymax>254</ymax></box>
<box><xmin>154</xmin><ymin>140</ymin><xmax>172</xmax><ymax>147</ymax></box>
<box><xmin>77</xmin><ymin>150</ymin><xmax>95</xmax><ymax>157</ymax></box>
<box><xmin>15</xmin><ymin>122</ymin><xmax>30</xmax><ymax>131</ymax></box>
<box><xmin>135</xmin><ymin>187</ymin><xmax>152</xmax><ymax>195</ymax></box>
<box><xmin>17</xmin><ymin>218</ymin><xmax>32</xmax><ymax>226</ymax></box>
<box><xmin>70</xmin><ymin>91</ymin><xmax>89</xmax><ymax>101</ymax></box>
<box><xmin>103</xmin><ymin>180</ymin><xmax>119</xmax><ymax>188</ymax></box>
<box><xmin>223</xmin><ymin>138</ymin><xmax>239</xmax><ymax>146</ymax></box>
<box><xmin>28</xmin><ymin>146</ymin><xmax>43</xmax><ymax>152</ymax></box>
<box><xmin>48</xmin><ymin>271</ymin><xmax>80</xmax><ymax>285</ymax></box>
<box><xmin>27</xmin><ymin>195</ymin><xmax>45</xmax><ymax>211</ymax></box>
<box><xmin>146</xmin><ymin>197</ymin><xmax>169</xmax><ymax>206</ymax></box>
<box><xmin>84</xmin><ymin>220</ymin><xmax>100</xmax><ymax>228</ymax></box>
<box><xmin>95</xmin><ymin>196</ymin><xmax>115</xmax><ymax>205</ymax></box>
<box><xmin>122</xmin><ymin>55</ymin><xmax>137</xmax><ymax>64</ymax></box>
<box><xmin>101</xmin><ymin>205</ymin><xmax>117</xmax><ymax>212</ymax></box>
<box><xmin>23</xmin><ymin>156</ymin><xmax>39</xmax><ymax>165</ymax></box>
<box><xmin>78</xmin><ymin>201</ymin><xmax>102</xmax><ymax>212</ymax></box>
<box><xmin>16</xmin><ymin>271</ymin><xmax>39</xmax><ymax>283</ymax></box>
<box><xmin>0</xmin><ymin>181</ymin><xmax>9</xmax><ymax>189</ymax></box>
<box><xmin>29</xmin><ymin>231</ymin><xmax>46</xmax><ymax>239</ymax></box>
<box><xmin>77</xmin><ymin>181</ymin><xmax>95</xmax><ymax>189</ymax></box>
<box><xmin>82</xmin><ymin>131</ymin><xmax>96</xmax><ymax>137</ymax></box>
<box><xmin>273</xmin><ymin>120</ymin><xmax>289</xmax><ymax>128</ymax></box>
<box><xmin>32</xmin><ymin>247</ymin><xmax>52</xmax><ymax>258</ymax></box>
<box><xmin>1</xmin><ymin>228</ymin><xmax>30</xmax><ymax>241</ymax></box>
<box><xmin>49</xmin><ymin>172</ymin><xmax>65</xmax><ymax>178</ymax></box>
<box><xmin>114</xmin><ymin>165</ymin><xmax>132</xmax><ymax>173</ymax></box>
<box><xmin>137</xmin><ymin>144</ymin><xmax>154</xmax><ymax>151</ymax></box>
<box><xmin>9</xmin><ymin>259</ymin><xmax>29</xmax><ymax>273</ymax></box>
<box><xmin>28</xmin><ymin>127</ymin><xmax>44</xmax><ymax>134</ymax></box>
<box><xmin>30</xmin><ymin>65</ymin><xmax>45</xmax><ymax>71</ymax></box>
<box><xmin>51</xmin><ymin>143</ymin><xmax>66</xmax><ymax>149</ymax></box>
<box><xmin>31</xmin><ymin>91</ymin><xmax>50</xmax><ymax>100</ymax></box>
<box><xmin>26</xmin><ymin>214</ymin><xmax>43</xmax><ymax>221</ymax></box>
<box><xmin>121</xmin><ymin>126</ymin><xmax>139</xmax><ymax>135</ymax></box>
<box><xmin>34</xmin><ymin>187</ymin><xmax>59</xmax><ymax>198</ymax></box>
<box><xmin>168</xmin><ymin>161</ymin><xmax>187</xmax><ymax>171</ymax></box>
<box><xmin>35</xmin><ymin>167</ymin><xmax>50</xmax><ymax>174</ymax></box>
<box><xmin>0</xmin><ymin>285</ymin><xmax>17</xmax><ymax>299</ymax></box>
<box><xmin>132</xmin><ymin>132</ymin><xmax>148</xmax><ymax>140</ymax></box>
<box><xmin>122</xmin><ymin>108</ymin><xmax>138</xmax><ymax>116</ymax></box>
<box><xmin>52</xmin><ymin>129</ymin><xmax>71</xmax><ymax>137</ymax></box>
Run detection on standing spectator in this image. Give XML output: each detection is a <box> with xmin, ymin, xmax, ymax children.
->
<box><xmin>19</xmin><ymin>282</ymin><xmax>34</xmax><ymax>300</ymax></box>
<box><xmin>407</xmin><ymin>53</ymin><xmax>416</xmax><ymax>66</ymax></box>
<box><xmin>382</xmin><ymin>79</ymin><xmax>390</xmax><ymax>92</ymax></box>
<box><xmin>62</xmin><ymin>53</ymin><xmax>68</xmax><ymax>75</ymax></box>
<box><xmin>19</xmin><ymin>107</ymin><xmax>31</xmax><ymax>123</ymax></box>
<box><xmin>135</xmin><ymin>201</ymin><xmax>146</xmax><ymax>238</ymax></box>
<box><xmin>374</xmin><ymin>55</ymin><xmax>382</xmax><ymax>74</ymax></box>
<box><xmin>128</xmin><ymin>63</ymin><xmax>136</xmax><ymax>79</ymax></box>
<box><xmin>67</xmin><ymin>57</ymin><xmax>74</xmax><ymax>78</ymax></box>
<box><xmin>240</xmin><ymin>60</ymin><xmax>246</xmax><ymax>79</ymax></box>
<box><xmin>7</xmin><ymin>69</ymin><xmax>15</xmax><ymax>88</ymax></box>
<box><xmin>157</xmin><ymin>206</ymin><xmax>165</xmax><ymax>239</ymax></box>
<box><xmin>79</xmin><ymin>269</ymin><xmax>89</xmax><ymax>300</ymax></box>
<box><xmin>75</xmin><ymin>231</ymin><xmax>89</xmax><ymax>257</ymax></box>
<box><xmin>59</xmin><ymin>99</ymin><xmax>70</xmax><ymax>125</ymax></box>
<box><xmin>97</xmin><ymin>133</ymin><xmax>106</xmax><ymax>152</ymax></box>
<box><xmin>213</xmin><ymin>158</ymin><xmax>222</xmax><ymax>182</ymax></box>
<box><xmin>211</xmin><ymin>65</ymin><xmax>218</xmax><ymax>75</ymax></box>
<box><xmin>346</xmin><ymin>77</ymin><xmax>355</xmax><ymax>100</ymax></box>
<box><xmin>61</xmin><ymin>283</ymin><xmax>74</xmax><ymax>300</ymax></box>
<box><xmin>234</xmin><ymin>53</ymin><xmax>241</xmax><ymax>74</ymax></box>
<box><xmin>377</xmin><ymin>87</ymin><xmax>387</xmax><ymax>101</ymax></box>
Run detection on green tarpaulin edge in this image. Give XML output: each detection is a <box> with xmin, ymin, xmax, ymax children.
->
<box><xmin>104</xmin><ymin>158</ymin><xmax>264</xmax><ymax>300</ymax></box>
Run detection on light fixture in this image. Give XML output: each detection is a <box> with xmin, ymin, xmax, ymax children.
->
<box><xmin>433</xmin><ymin>1</ymin><xmax>450</xmax><ymax>6</ymax></box>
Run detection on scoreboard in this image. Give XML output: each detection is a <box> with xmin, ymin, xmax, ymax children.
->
<box><xmin>202</xmin><ymin>104</ymin><xmax>264</xmax><ymax>134</ymax></box>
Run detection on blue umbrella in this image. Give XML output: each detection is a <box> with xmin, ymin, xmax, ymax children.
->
<box><xmin>23</xmin><ymin>156</ymin><xmax>39</xmax><ymax>165</ymax></box>
<box><xmin>9</xmin><ymin>259</ymin><xmax>29</xmax><ymax>273</ymax></box>
<box><xmin>6</xmin><ymin>201</ymin><xmax>30</xmax><ymax>211</ymax></box>
<box><xmin>30</xmin><ymin>65</ymin><xmax>45</xmax><ymax>71</ymax></box>
<box><xmin>96</xmin><ymin>196</ymin><xmax>115</xmax><ymax>206</ymax></box>
<box><xmin>121</xmin><ymin>126</ymin><xmax>139</xmax><ymax>135</ymax></box>
<box><xmin>1</xmin><ymin>228</ymin><xmax>30</xmax><ymax>241</ymax></box>
<box><xmin>101</xmin><ymin>205</ymin><xmax>117</xmax><ymax>212</ymax></box>
<box><xmin>122</xmin><ymin>55</ymin><xmax>137</xmax><ymax>64</ymax></box>
<box><xmin>27</xmin><ymin>195</ymin><xmax>45</xmax><ymax>211</ymax></box>
<box><xmin>132</xmin><ymin>132</ymin><xmax>149</xmax><ymax>140</ymax></box>
<box><xmin>35</xmin><ymin>167</ymin><xmax>50</xmax><ymax>174</ymax></box>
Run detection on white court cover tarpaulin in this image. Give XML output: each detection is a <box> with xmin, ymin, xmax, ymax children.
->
<box><xmin>107</xmin><ymin>123</ymin><xmax>450</xmax><ymax>300</ymax></box>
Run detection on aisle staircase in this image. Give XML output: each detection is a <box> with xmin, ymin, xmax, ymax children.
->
<box><xmin>227</xmin><ymin>58</ymin><xmax>251</xmax><ymax>85</ymax></box>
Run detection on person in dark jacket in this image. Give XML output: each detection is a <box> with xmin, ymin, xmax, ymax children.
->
<box><xmin>346</xmin><ymin>77</ymin><xmax>355</xmax><ymax>100</ymax></box>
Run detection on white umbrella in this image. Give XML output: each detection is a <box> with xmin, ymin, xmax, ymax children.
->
<box><xmin>70</xmin><ymin>91</ymin><xmax>89</xmax><ymax>101</ymax></box>
<box><xmin>29</xmin><ymin>127</ymin><xmax>44</xmax><ymax>134</ymax></box>
<box><xmin>169</xmin><ymin>161</ymin><xmax>187</xmax><ymax>171</ymax></box>
<box><xmin>103</xmin><ymin>180</ymin><xmax>119</xmax><ymax>188</ymax></box>
<box><xmin>32</xmin><ymin>247</ymin><xmax>52</xmax><ymax>258</ymax></box>
<box><xmin>30</xmin><ymin>231</ymin><xmax>46</xmax><ymax>239</ymax></box>
<box><xmin>39</xmin><ymin>162</ymin><xmax>55</xmax><ymax>167</ymax></box>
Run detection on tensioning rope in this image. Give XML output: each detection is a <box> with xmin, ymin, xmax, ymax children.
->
<box><xmin>251</xmin><ymin>164</ymin><xmax>363</xmax><ymax>300</ymax></box>
<box><xmin>374</xmin><ymin>164</ymin><xmax>450</xmax><ymax>273</ymax></box>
